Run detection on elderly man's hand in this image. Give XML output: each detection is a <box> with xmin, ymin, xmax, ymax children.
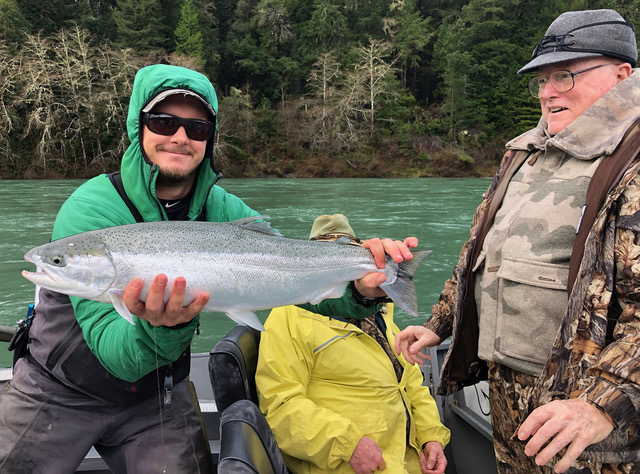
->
<box><xmin>349</xmin><ymin>436</ymin><xmax>386</xmax><ymax>473</ymax></box>
<box><xmin>394</xmin><ymin>325</ymin><xmax>440</xmax><ymax>365</ymax></box>
<box><xmin>355</xmin><ymin>237</ymin><xmax>418</xmax><ymax>298</ymax></box>
<box><xmin>123</xmin><ymin>274</ymin><xmax>210</xmax><ymax>327</ymax></box>
<box><xmin>517</xmin><ymin>399</ymin><xmax>614</xmax><ymax>473</ymax></box>
<box><xmin>420</xmin><ymin>441</ymin><xmax>447</xmax><ymax>474</ymax></box>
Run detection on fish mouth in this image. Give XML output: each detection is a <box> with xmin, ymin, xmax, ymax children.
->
<box><xmin>22</xmin><ymin>256</ymin><xmax>62</xmax><ymax>286</ymax></box>
<box><xmin>22</xmin><ymin>270</ymin><xmax>59</xmax><ymax>288</ymax></box>
<box><xmin>21</xmin><ymin>268</ymin><xmax>61</xmax><ymax>286</ymax></box>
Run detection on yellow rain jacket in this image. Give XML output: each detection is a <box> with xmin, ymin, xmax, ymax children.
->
<box><xmin>256</xmin><ymin>305</ymin><xmax>450</xmax><ymax>473</ymax></box>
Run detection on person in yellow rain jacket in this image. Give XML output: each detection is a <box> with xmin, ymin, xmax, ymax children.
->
<box><xmin>256</xmin><ymin>215</ymin><xmax>450</xmax><ymax>474</ymax></box>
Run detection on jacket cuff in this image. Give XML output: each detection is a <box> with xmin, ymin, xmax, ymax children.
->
<box><xmin>416</xmin><ymin>426</ymin><xmax>451</xmax><ymax>450</ymax></box>
<box><xmin>334</xmin><ymin>423</ymin><xmax>365</xmax><ymax>466</ymax></box>
<box><xmin>142</xmin><ymin>315</ymin><xmax>199</xmax><ymax>340</ymax></box>
<box><xmin>423</xmin><ymin>313</ymin><xmax>451</xmax><ymax>341</ymax></box>
<box><xmin>578</xmin><ymin>377</ymin><xmax>636</xmax><ymax>430</ymax></box>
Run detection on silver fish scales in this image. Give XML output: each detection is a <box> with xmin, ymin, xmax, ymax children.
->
<box><xmin>22</xmin><ymin>217</ymin><xmax>430</xmax><ymax>330</ymax></box>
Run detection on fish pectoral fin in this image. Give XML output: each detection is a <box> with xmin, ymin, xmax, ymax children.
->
<box><xmin>109</xmin><ymin>291</ymin><xmax>135</xmax><ymax>325</ymax></box>
<box><xmin>226</xmin><ymin>311</ymin><xmax>265</xmax><ymax>331</ymax></box>
<box><xmin>307</xmin><ymin>285</ymin><xmax>347</xmax><ymax>304</ymax></box>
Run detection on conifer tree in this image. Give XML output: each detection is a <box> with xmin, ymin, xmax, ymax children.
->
<box><xmin>431</xmin><ymin>0</ymin><xmax>561</xmax><ymax>140</ymax></box>
<box><xmin>73</xmin><ymin>0</ymin><xmax>117</xmax><ymax>41</ymax></box>
<box><xmin>175</xmin><ymin>0</ymin><xmax>206</xmax><ymax>67</ymax></box>
<box><xmin>0</xmin><ymin>0</ymin><xmax>31</xmax><ymax>46</ymax></box>
<box><xmin>304</xmin><ymin>0</ymin><xmax>348</xmax><ymax>50</ymax></box>
<box><xmin>17</xmin><ymin>0</ymin><xmax>73</xmax><ymax>35</ymax></box>
<box><xmin>196</xmin><ymin>0</ymin><xmax>221</xmax><ymax>81</ymax></box>
<box><xmin>113</xmin><ymin>0</ymin><xmax>169</xmax><ymax>51</ymax></box>
<box><xmin>385</xmin><ymin>0</ymin><xmax>432</xmax><ymax>89</ymax></box>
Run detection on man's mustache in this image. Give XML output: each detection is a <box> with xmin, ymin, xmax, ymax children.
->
<box><xmin>158</xmin><ymin>145</ymin><xmax>193</xmax><ymax>155</ymax></box>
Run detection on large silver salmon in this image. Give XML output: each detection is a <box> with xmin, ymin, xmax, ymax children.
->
<box><xmin>22</xmin><ymin>216</ymin><xmax>430</xmax><ymax>330</ymax></box>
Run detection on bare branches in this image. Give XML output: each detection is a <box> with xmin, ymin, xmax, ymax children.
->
<box><xmin>2</xmin><ymin>27</ymin><xmax>157</xmax><ymax>177</ymax></box>
<box><xmin>1</xmin><ymin>28</ymin><xmax>405</xmax><ymax>178</ymax></box>
<box><xmin>0</xmin><ymin>42</ymin><xmax>19</xmax><ymax>166</ymax></box>
<box><xmin>302</xmin><ymin>41</ymin><xmax>399</xmax><ymax>156</ymax></box>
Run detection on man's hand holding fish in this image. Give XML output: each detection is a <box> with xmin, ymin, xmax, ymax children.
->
<box><xmin>123</xmin><ymin>274</ymin><xmax>211</xmax><ymax>327</ymax></box>
<box><xmin>356</xmin><ymin>236</ymin><xmax>419</xmax><ymax>298</ymax></box>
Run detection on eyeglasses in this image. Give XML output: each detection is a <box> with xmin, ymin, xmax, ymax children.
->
<box><xmin>142</xmin><ymin>113</ymin><xmax>215</xmax><ymax>141</ymax></box>
<box><xmin>527</xmin><ymin>62</ymin><xmax>615</xmax><ymax>98</ymax></box>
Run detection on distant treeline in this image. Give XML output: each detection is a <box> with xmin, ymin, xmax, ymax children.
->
<box><xmin>1</xmin><ymin>0</ymin><xmax>638</xmax><ymax>179</ymax></box>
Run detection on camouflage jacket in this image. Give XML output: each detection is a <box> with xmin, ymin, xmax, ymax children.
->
<box><xmin>425</xmin><ymin>71</ymin><xmax>640</xmax><ymax>463</ymax></box>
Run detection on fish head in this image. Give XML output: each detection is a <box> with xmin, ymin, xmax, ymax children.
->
<box><xmin>22</xmin><ymin>237</ymin><xmax>117</xmax><ymax>300</ymax></box>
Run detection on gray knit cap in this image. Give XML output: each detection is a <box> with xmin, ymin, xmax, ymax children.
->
<box><xmin>518</xmin><ymin>9</ymin><xmax>637</xmax><ymax>74</ymax></box>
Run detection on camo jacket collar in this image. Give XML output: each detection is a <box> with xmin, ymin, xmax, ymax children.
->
<box><xmin>506</xmin><ymin>70</ymin><xmax>640</xmax><ymax>160</ymax></box>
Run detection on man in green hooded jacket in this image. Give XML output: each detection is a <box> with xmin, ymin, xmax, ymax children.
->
<box><xmin>0</xmin><ymin>64</ymin><xmax>414</xmax><ymax>473</ymax></box>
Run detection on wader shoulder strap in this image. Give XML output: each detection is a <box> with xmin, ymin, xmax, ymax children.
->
<box><xmin>108</xmin><ymin>171</ymin><xmax>144</xmax><ymax>223</ymax></box>
<box><xmin>108</xmin><ymin>171</ymin><xmax>207</xmax><ymax>222</ymax></box>
<box><xmin>568</xmin><ymin>117</ymin><xmax>640</xmax><ymax>294</ymax></box>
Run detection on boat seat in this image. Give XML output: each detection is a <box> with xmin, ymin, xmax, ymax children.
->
<box><xmin>218</xmin><ymin>399</ymin><xmax>288</xmax><ymax>474</ymax></box>
<box><xmin>209</xmin><ymin>324</ymin><xmax>261</xmax><ymax>412</ymax></box>
<box><xmin>210</xmin><ymin>325</ymin><xmax>290</xmax><ymax>473</ymax></box>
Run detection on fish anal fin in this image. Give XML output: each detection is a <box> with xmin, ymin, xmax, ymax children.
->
<box><xmin>226</xmin><ymin>311</ymin><xmax>265</xmax><ymax>331</ymax></box>
<box><xmin>109</xmin><ymin>290</ymin><xmax>135</xmax><ymax>325</ymax></box>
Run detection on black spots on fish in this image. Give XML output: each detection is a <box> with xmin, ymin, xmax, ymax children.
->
<box><xmin>397</xmin><ymin>268</ymin><xmax>414</xmax><ymax>281</ymax></box>
<box><xmin>68</xmin><ymin>239</ymin><xmax>106</xmax><ymax>257</ymax></box>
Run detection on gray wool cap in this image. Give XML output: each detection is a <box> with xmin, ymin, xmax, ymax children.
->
<box><xmin>518</xmin><ymin>9</ymin><xmax>637</xmax><ymax>74</ymax></box>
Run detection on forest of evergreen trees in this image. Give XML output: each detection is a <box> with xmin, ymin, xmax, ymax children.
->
<box><xmin>0</xmin><ymin>0</ymin><xmax>638</xmax><ymax>179</ymax></box>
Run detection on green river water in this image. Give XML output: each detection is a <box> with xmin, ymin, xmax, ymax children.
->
<box><xmin>0</xmin><ymin>177</ymin><xmax>490</xmax><ymax>368</ymax></box>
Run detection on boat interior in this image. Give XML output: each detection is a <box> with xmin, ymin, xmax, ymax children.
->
<box><xmin>0</xmin><ymin>325</ymin><xmax>497</xmax><ymax>473</ymax></box>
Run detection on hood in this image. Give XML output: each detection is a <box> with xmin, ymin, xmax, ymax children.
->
<box><xmin>120</xmin><ymin>64</ymin><xmax>221</xmax><ymax>222</ymax></box>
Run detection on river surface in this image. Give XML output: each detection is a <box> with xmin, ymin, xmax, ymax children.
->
<box><xmin>0</xmin><ymin>177</ymin><xmax>490</xmax><ymax>368</ymax></box>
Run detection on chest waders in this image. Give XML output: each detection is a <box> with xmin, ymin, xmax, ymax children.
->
<box><xmin>444</xmin><ymin>116</ymin><xmax>640</xmax><ymax>391</ymax></box>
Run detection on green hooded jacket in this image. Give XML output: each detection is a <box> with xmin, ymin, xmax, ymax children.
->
<box><xmin>43</xmin><ymin>64</ymin><xmax>374</xmax><ymax>382</ymax></box>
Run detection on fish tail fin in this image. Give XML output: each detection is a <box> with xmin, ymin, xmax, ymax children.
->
<box><xmin>381</xmin><ymin>250</ymin><xmax>431</xmax><ymax>317</ymax></box>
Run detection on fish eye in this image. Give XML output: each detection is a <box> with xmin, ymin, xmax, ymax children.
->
<box><xmin>49</xmin><ymin>255</ymin><xmax>65</xmax><ymax>266</ymax></box>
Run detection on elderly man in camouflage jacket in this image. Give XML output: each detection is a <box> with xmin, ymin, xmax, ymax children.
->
<box><xmin>395</xmin><ymin>9</ymin><xmax>640</xmax><ymax>474</ymax></box>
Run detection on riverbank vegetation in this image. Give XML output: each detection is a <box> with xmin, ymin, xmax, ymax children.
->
<box><xmin>0</xmin><ymin>0</ymin><xmax>636</xmax><ymax>179</ymax></box>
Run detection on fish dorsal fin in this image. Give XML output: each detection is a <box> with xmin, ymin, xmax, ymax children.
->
<box><xmin>232</xmin><ymin>215</ymin><xmax>283</xmax><ymax>237</ymax></box>
<box><xmin>335</xmin><ymin>236</ymin><xmax>353</xmax><ymax>245</ymax></box>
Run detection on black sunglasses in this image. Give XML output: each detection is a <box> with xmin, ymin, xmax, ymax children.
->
<box><xmin>142</xmin><ymin>113</ymin><xmax>215</xmax><ymax>141</ymax></box>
